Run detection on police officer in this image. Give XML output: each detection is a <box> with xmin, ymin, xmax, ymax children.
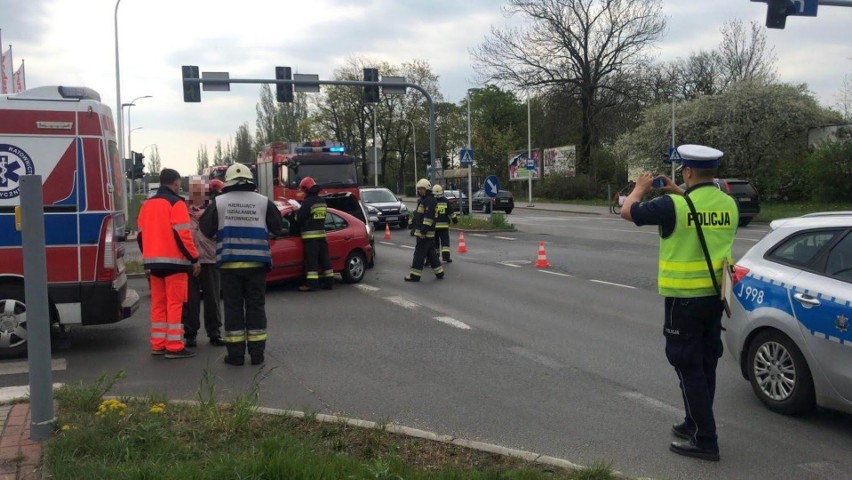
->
<box><xmin>200</xmin><ymin>163</ymin><xmax>285</xmax><ymax>366</ymax></box>
<box><xmin>621</xmin><ymin>145</ymin><xmax>738</xmax><ymax>462</ymax></box>
<box><xmin>432</xmin><ymin>184</ymin><xmax>458</xmax><ymax>263</ymax></box>
<box><xmin>296</xmin><ymin>177</ymin><xmax>334</xmax><ymax>291</ymax></box>
<box><xmin>405</xmin><ymin>179</ymin><xmax>444</xmax><ymax>282</ymax></box>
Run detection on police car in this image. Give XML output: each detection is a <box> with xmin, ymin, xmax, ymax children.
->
<box><xmin>725</xmin><ymin>212</ymin><xmax>852</xmax><ymax>415</ymax></box>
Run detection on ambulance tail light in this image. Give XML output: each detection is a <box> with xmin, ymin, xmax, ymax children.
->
<box><xmin>732</xmin><ymin>265</ymin><xmax>749</xmax><ymax>285</ymax></box>
<box><xmin>97</xmin><ymin>217</ymin><xmax>119</xmax><ymax>282</ymax></box>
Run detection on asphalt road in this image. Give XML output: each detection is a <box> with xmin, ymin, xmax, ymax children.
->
<box><xmin>4</xmin><ymin>209</ymin><xmax>852</xmax><ymax>480</ymax></box>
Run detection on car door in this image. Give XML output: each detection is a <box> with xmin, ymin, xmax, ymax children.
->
<box><xmin>785</xmin><ymin>229</ymin><xmax>852</xmax><ymax>402</ymax></box>
<box><xmin>268</xmin><ymin>211</ymin><xmax>303</xmax><ymax>281</ymax></box>
<box><xmin>324</xmin><ymin>212</ymin><xmax>351</xmax><ymax>270</ymax></box>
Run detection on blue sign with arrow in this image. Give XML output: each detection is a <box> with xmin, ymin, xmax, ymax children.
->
<box><xmin>483</xmin><ymin>175</ymin><xmax>500</xmax><ymax>198</ymax></box>
<box><xmin>459</xmin><ymin>148</ymin><xmax>474</xmax><ymax>167</ymax></box>
<box><xmin>791</xmin><ymin>0</ymin><xmax>818</xmax><ymax>16</ymax></box>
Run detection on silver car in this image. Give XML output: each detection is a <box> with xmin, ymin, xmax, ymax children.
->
<box><xmin>725</xmin><ymin>212</ymin><xmax>852</xmax><ymax>415</ymax></box>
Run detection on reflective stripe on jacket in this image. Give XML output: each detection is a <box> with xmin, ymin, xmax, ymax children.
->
<box><xmin>138</xmin><ymin>186</ymin><xmax>199</xmax><ymax>272</ymax></box>
<box><xmin>297</xmin><ymin>194</ymin><xmax>328</xmax><ymax>240</ymax></box>
<box><xmin>658</xmin><ymin>185</ymin><xmax>738</xmax><ymax>297</ymax></box>
<box><xmin>412</xmin><ymin>192</ymin><xmax>437</xmax><ymax>238</ymax></box>
<box><xmin>214</xmin><ymin>191</ymin><xmax>272</xmax><ymax>267</ymax></box>
<box><xmin>435</xmin><ymin>195</ymin><xmax>455</xmax><ymax>229</ymax></box>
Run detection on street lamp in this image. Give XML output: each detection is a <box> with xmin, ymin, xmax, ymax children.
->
<box><xmin>527</xmin><ymin>94</ymin><xmax>534</xmax><ymax>207</ymax></box>
<box><xmin>404</xmin><ymin>118</ymin><xmax>416</xmax><ymax>186</ymax></box>
<box><xmin>114</xmin><ymin>0</ymin><xmax>125</xmax><ymax>224</ymax></box>
<box><xmin>466</xmin><ymin>88</ymin><xmax>481</xmax><ymax>216</ymax></box>
<box><xmin>123</xmin><ymin>95</ymin><xmax>152</xmax><ymax>160</ymax></box>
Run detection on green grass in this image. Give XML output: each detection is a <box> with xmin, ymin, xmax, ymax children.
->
<box><xmin>124</xmin><ymin>260</ymin><xmax>144</xmax><ymax>274</ymax></box>
<box><xmin>455</xmin><ymin>213</ymin><xmax>516</xmax><ymax>231</ymax></box>
<box><xmin>754</xmin><ymin>201</ymin><xmax>852</xmax><ymax>223</ymax></box>
<box><xmin>44</xmin><ymin>371</ymin><xmax>616</xmax><ymax>480</ymax></box>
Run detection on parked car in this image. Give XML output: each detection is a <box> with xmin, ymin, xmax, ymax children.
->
<box><xmin>444</xmin><ymin>189</ymin><xmax>469</xmax><ymax>214</ymax></box>
<box><xmin>471</xmin><ymin>190</ymin><xmax>514</xmax><ymax>214</ymax></box>
<box><xmin>677</xmin><ymin>178</ymin><xmax>760</xmax><ymax>227</ymax></box>
<box><xmin>360</xmin><ymin>187</ymin><xmax>409</xmax><ymax>229</ymax></box>
<box><xmin>267</xmin><ymin>203</ymin><xmax>374</xmax><ymax>285</ymax></box>
<box><xmin>725</xmin><ymin>212</ymin><xmax>852</xmax><ymax>415</ymax></box>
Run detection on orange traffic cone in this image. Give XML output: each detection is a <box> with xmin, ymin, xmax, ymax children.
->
<box><xmin>535</xmin><ymin>241</ymin><xmax>551</xmax><ymax>268</ymax></box>
<box><xmin>384</xmin><ymin>223</ymin><xmax>392</xmax><ymax>240</ymax></box>
<box><xmin>457</xmin><ymin>231</ymin><xmax>468</xmax><ymax>253</ymax></box>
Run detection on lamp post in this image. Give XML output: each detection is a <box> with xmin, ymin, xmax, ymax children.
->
<box><xmin>527</xmin><ymin>95</ymin><xmax>534</xmax><ymax>207</ymax></box>
<box><xmin>123</xmin><ymin>95</ymin><xmax>152</xmax><ymax>161</ymax></box>
<box><xmin>114</xmin><ymin>0</ymin><xmax>125</xmax><ymax>225</ymax></box>
<box><xmin>466</xmin><ymin>88</ymin><xmax>481</xmax><ymax>216</ymax></box>
<box><xmin>404</xmin><ymin>118</ymin><xmax>416</xmax><ymax>187</ymax></box>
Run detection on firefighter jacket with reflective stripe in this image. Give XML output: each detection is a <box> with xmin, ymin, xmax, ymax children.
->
<box><xmin>297</xmin><ymin>193</ymin><xmax>328</xmax><ymax>240</ymax></box>
<box><xmin>200</xmin><ymin>191</ymin><xmax>278</xmax><ymax>268</ymax></box>
<box><xmin>658</xmin><ymin>184</ymin><xmax>738</xmax><ymax>298</ymax></box>
<box><xmin>412</xmin><ymin>192</ymin><xmax>437</xmax><ymax>238</ymax></box>
<box><xmin>137</xmin><ymin>186</ymin><xmax>199</xmax><ymax>272</ymax></box>
<box><xmin>434</xmin><ymin>195</ymin><xmax>457</xmax><ymax>229</ymax></box>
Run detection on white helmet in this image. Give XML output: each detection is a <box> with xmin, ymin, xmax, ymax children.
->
<box><xmin>432</xmin><ymin>184</ymin><xmax>443</xmax><ymax>195</ymax></box>
<box><xmin>224</xmin><ymin>163</ymin><xmax>253</xmax><ymax>187</ymax></box>
<box><xmin>416</xmin><ymin>178</ymin><xmax>431</xmax><ymax>190</ymax></box>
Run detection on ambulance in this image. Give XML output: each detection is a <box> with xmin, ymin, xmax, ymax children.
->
<box><xmin>0</xmin><ymin>86</ymin><xmax>140</xmax><ymax>358</ymax></box>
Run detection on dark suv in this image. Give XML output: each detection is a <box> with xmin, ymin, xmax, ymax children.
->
<box><xmin>717</xmin><ymin>179</ymin><xmax>760</xmax><ymax>227</ymax></box>
<box><xmin>471</xmin><ymin>190</ymin><xmax>514</xmax><ymax>214</ymax></box>
<box><xmin>360</xmin><ymin>187</ymin><xmax>409</xmax><ymax>229</ymax></box>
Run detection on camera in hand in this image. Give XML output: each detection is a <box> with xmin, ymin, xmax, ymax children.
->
<box><xmin>653</xmin><ymin>177</ymin><xmax>666</xmax><ymax>189</ymax></box>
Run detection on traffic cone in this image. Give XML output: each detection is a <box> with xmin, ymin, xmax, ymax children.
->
<box><xmin>457</xmin><ymin>231</ymin><xmax>468</xmax><ymax>253</ymax></box>
<box><xmin>535</xmin><ymin>241</ymin><xmax>551</xmax><ymax>268</ymax></box>
<box><xmin>384</xmin><ymin>223</ymin><xmax>392</xmax><ymax>240</ymax></box>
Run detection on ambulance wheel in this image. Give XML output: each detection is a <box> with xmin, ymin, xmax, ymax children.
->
<box><xmin>342</xmin><ymin>250</ymin><xmax>367</xmax><ymax>284</ymax></box>
<box><xmin>746</xmin><ymin>329</ymin><xmax>815</xmax><ymax>415</ymax></box>
<box><xmin>0</xmin><ymin>285</ymin><xmax>30</xmax><ymax>358</ymax></box>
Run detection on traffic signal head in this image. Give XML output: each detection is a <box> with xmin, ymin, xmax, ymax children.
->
<box><xmin>766</xmin><ymin>0</ymin><xmax>796</xmax><ymax>29</ymax></box>
<box><xmin>362</xmin><ymin>67</ymin><xmax>379</xmax><ymax>104</ymax></box>
<box><xmin>132</xmin><ymin>152</ymin><xmax>145</xmax><ymax>179</ymax></box>
<box><xmin>182</xmin><ymin>65</ymin><xmax>201</xmax><ymax>102</ymax></box>
<box><xmin>276</xmin><ymin>66</ymin><xmax>293</xmax><ymax>103</ymax></box>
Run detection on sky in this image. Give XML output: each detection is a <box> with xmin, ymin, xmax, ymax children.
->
<box><xmin>2</xmin><ymin>0</ymin><xmax>851</xmax><ymax>176</ymax></box>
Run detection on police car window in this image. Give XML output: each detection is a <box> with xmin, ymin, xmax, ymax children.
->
<box><xmin>825</xmin><ymin>232</ymin><xmax>852</xmax><ymax>283</ymax></box>
<box><xmin>324</xmin><ymin>213</ymin><xmax>347</xmax><ymax>232</ymax></box>
<box><xmin>768</xmin><ymin>230</ymin><xmax>839</xmax><ymax>268</ymax></box>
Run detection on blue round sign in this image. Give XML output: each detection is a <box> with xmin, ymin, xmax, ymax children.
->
<box><xmin>483</xmin><ymin>175</ymin><xmax>500</xmax><ymax>198</ymax></box>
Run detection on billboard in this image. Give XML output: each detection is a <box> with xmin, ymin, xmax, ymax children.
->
<box><xmin>542</xmin><ymin>145</ymin><xmax>576</xmax><ymax>177</ymax></box>
<box><xmin>508</xmin><ymin>148</ymin><xmax>541</xmax><ymax>181</ymax></box>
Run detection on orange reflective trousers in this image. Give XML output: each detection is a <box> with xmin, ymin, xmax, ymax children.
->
<box><xmin>149</xmin><ymin>272</ymin><xmax>188</xmax><ymax>352</ymax></box>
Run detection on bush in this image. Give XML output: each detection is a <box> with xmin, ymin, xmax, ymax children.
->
<box><xmin>537</xmin><ymin>174</ymin><xmax>601</xmax><ymax>200</ymax></box>
<box><xmin>808</xmin><ymin>141</ymin><xmax>852</xmax><ymax>202</ymax></box>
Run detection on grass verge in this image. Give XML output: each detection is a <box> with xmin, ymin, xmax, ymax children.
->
<box><xmin>754</xmin><ymin>201</ymin><xmax>852</xmax><ymax>223</ymax></box>
<box><xmin>124</xmin><ymin>260</ymin><xmax>144</xmax><ymax>275</ymax></box>
<box><xmin>45</xmin><ymin>370</ymin><xmax>616</xmax><ymax>480</ymax></box>
<box><xmin>455</xmin><ymin>213</ymin><xmax>516</xmax><ymax>231</ymax></box>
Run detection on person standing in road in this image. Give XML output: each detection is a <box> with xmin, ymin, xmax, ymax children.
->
<box><xmin>620</xmin><ymin>144</ymin><xmax>738</xmax><ymax>462</ymax></box>
<box><xmin>137</xmin><ymin>168</ymin><xmax>200</xmax><ymax>359</ymax></box>
<box><xmin>199</xmin><ymin>163</ymin><xmax>285</xmax><ymax>366</ymax></box>
<box><xmin>432</xmin><ymin>184</ymin><xmax>458</xmax><ymax>263</ymax></box>
<box><xmin>181</xmin><ymin>177</ymin><xmax>225</xmax><ymax>348</ymax></box>
<box><xmin>295</xmin><ymin>177</ymin><xmax>334</xmax><ymax>292</ymax></box>
<box><xmin>405</xmin><ymin>179</ymin><xmax>444</xmax><ymax>282</ymax></box>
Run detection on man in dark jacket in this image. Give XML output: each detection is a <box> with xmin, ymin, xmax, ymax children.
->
<box><xmin>432</xmin><ymin>184</ymin><xmax>458</xmax><ymax>263</ymax></box>
<box><xmin>295</xmin><ymin>177</ymin><xmax>334</xmax><ymax>291</ymax></box>
<box><xmin>405</xmin><ymin>178</ymin><xmax>444</xmax><ymax>282</ymax></box>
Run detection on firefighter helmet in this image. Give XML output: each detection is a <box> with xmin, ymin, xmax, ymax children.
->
<box><xmin>208</xmin><ymin>179</ymin><xmax>224</xmax><ymax>194</ymax></box>
<box><xmin>432</xmin><ymin>184</ymin><xmax>443</xmax><ymax>195</ymax></box>
<box><xmin>299</xmin><ymin>176</ymin><xmax>317</xmax><ymax>192</ymax></box>
<box><xmin>224</xmin><ymin>163</ymin><xmax>253</xmax><ymax>187</ymax></box>
<box><xmin>416</xmin><ymin>178</ymin><xmax>431</xmax><ymax>190</ymax></box>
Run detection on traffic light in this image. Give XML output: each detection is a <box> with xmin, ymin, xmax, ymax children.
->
<box><xmin>765</xmin><ymin>0</ymin><xmax>796</xmax><ymax>29</ymax></box>
<box><xmin>275</xmin><ymin>66</ymin><xmax>293</xmax><ymax>103</ymax></box>
<box><xmin>132</xmin><ymin>152</ymin><xmax>145</xmax><ymax>179</ymax></box>
<box><xmin>363</xmin><ymin>68</ymin><xmax>379</xmax><ymax>104</ymax></box>
<box><xmin>182</xmin><ymin>65</ymin><xmax>201</xmax><ymax>102</ymax></box>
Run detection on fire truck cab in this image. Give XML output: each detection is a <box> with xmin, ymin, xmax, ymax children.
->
<box><xmin>0</xmin><ymin>86</ymin><xmax>140</xmax><ymax>357</ymax></box>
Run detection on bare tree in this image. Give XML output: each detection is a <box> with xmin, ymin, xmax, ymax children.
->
<box><xmin>195</xmin><ymin>144</ymin><xmax>209</xmax><ymax>175</ymax></box>
<box><xmin>717</xmin><ymin>19</ymin><xmax>777</xmax><ymax>89</ymax></box>
<box><xmin>472</xmin><ymin>0</ymin><xmax>666</xmax><ymax>175</ymax></box>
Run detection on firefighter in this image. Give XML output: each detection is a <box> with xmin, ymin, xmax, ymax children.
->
<box><xmin>296</xmin><ymin>177</ymin><xmax>334</xmax><ymax>291</ymax></box>
<box><xmin>405</xmin><ymin>178</ymin><xmax>444</xmax><ymax>282</ymax></box>
<box><xmin>432</xmin><ymin>184</ymin><xmax>458</xmax><ymax>263</ymax></box>
<box><xmin>137</xmin><ymin>168</ymin><xmax>200</xmax><ymax>359</ymax></box>
<box><xmin>200</xmin><ymin>163</ymin><xmax>285</xmax><ymax>366</ymax></box>
<box><xmin>620</xmin><ymin>145</ymin><xmax>738</xmax><ymax>461</ymax></box>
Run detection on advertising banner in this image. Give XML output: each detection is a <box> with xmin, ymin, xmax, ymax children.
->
<box><xmin>542</xmin><ymin>145</ymin><xmax>576</xmax><ymax>177</ymax></box>
<box><xmin>508</xmin><ymin>149</ymin><xmax>540</xmax><ymax>181</ymax></box>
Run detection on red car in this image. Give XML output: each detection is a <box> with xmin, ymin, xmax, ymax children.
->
<box><xmin>267</xmin><ymin>203</ymin><xmax>373</xmax><ymax>284</ymax></box>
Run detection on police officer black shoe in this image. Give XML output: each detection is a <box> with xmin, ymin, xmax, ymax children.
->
<box><xmin>224</xmin><ymin>355</ymin><xmax>245</xmax><ymax>366</ymax></box>
<box><xmin>165</xmin><ymin>348</ymin><xmax>196</xmax><ymax>359</ymax></box>
<box><xmin>209</xmin><ymin>336</ymin><xmax>226</xmax><ymax>347</ymax></box>
<box><xmin>669</xmin><ymin>440</ymin><xmax>719</xmax><ymax>462</ymax></box>
<box><xmin>672</xmin><ymin>422</ymin><xmax>693</xmax><ymax>440</ymax></box>
<box><xmin>184</xmin><ymin>337</ymin><xmax>197</xmax><ymax>348</ymax></box>
<box><xmin>251</xmin><ymin>354</ymin><xmax>264</xmax><ymax>366</ymax></box>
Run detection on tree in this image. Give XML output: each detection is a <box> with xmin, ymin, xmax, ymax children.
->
<box><xmin>233</xmin><ymin>123</ymin><xmax>254</xmax><ymax>165</ymax></box>
<box><xmin>213</xmin><ymin>139</ymin><xmax>225</xmax><ymax>165</ymax></box>
<box><xmin>472</xmin><ymin>0</ymin><xmax>667</xmax><ymax>176</ymax></box>
<box><xmin>835</xmin><ymin>74</ymin><xmax>852</xmax><ymax>123</ymax></box>
<box><xmin>716</xmin><ymin>20</ymin><xmax>777</xmax><ymax>89</ymax></box>
<box><xmin>196</xmin><ymin>144</ymin><xmax>210</xmax><ymax>175</ymax></box>
<box><xmin>147</xmin><ymin>146</ymin><xmax>162</xmax><ymax>176</ymax></box>
<box><xmin>254</xmin><ymin>84</ymin><xmax>312</xmax><ymax>152</ymax></box>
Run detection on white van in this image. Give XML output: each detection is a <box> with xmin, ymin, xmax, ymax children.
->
<box><xmin>0</xmin><ymin>86</ymin><xmax>140</xmax><ymax>357</ymax></box>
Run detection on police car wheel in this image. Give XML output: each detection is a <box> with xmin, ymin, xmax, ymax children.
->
<box><xmin>746</xmin><ymin>330</ymin><xmax>815</xmax><ymax>415</ymax></box>
<box><xmin>342</xmin><ymin>250</ymin><xmax>367</xmax><ymax>284</ymax></box>
<box><xmin>0</xmin><ymin>285</ymin><xmax>29</xmax><ymax>359</ymax></box>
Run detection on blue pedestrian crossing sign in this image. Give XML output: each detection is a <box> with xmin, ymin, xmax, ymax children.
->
<box><xmin>483</xmin><ymin>175</ymin><xmax>499</xmax><ymax>198</ymax></box>
<box><xmin>459</xmin><ymin>148</ymin><xmax>474</xmax><ymax>167</ymax></box>
<box><xmin>665</xmin><ymin>147</ymin><xmax>682</xmax><ymax>164</ymax></box>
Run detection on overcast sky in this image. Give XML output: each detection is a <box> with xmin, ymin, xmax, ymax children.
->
<box><xmin>2</xmin><ymin>0</ymin><xmax>850</xmax><ymax>175</ymax></box>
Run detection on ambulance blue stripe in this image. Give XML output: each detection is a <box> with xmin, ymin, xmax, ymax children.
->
<box><xmin>54</xmin><ymin>137</ymin><xmax>86</xmax><ymax>208</ymax></box>
<box><xmin>0</xmin><ymin>212</ymin><xmax>107</xmax><ymax>246</ymax></box>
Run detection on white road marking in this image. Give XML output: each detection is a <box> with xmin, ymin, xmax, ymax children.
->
<box><xmin>379</xmin><ymin>241</ymin><xmax>396</xmax><ymax>247</ymax></box>
<box><xmin>434</xmin><ymin>316</ymin><xmax>471</xmax><ymax>330</ymax></box>
<box><xmin>354</xmin><ymin>284</ymin><xmax>380</xmax><ymax>292</ymax></box>
<box><xmin>590</xmin><ymin>279</ymin><xmax>636</xmax><ymax>289</ymax></box>
<box><xmin>509</xmin><ymin>346</ymin><xmax>565</xmax><ymax>369</ymax></box>
<box><xmin>400</xmin><ymin>245</ymin><xmax>415</xmax><ymax>250</ymax></box>
<box><xmin>499</xmin><ymin>262</ymin><xmax>522</xmax><ymax>268</ymax></box>
<box><xmin>0</xmin><ymin>359</ymin><xmax>67</xmax><ymax>376</ymax></box>
<box><xmin>494</xmin><ymin>236</ymin><xmax>516</xmax><ymax>241</ymax></box>
<box><xmin>619</xmin><ymin>391</ymin><xmax>681</xmax><ymax>415</ymax></box>
<box><xmin>538</xmin><ymin>270</ymin><xmax>573</xmax><ymax>278</ymax></box>
<box><xmin>385</xmin><ymin>296</ymin><xmax>419</xmax><ymax>309</ymax></box>
<box><xmin>471</xmin><ymin>233</ymin><xmax>488</xmax><ymax>237</ymax></box>
<box><xmin>0</xmin><ymin>383</ymin><xmax>65</xmax><ymax>403</ymax></box>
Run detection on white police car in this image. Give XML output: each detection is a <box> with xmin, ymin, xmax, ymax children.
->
<box><xmin>725</xmin><ymin>212</ymin><xmax>852</xmax><ymax>415</ymax></box>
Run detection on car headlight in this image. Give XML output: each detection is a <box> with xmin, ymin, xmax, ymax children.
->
<box><xmin>367</xmin><ymin>205</ymin><xmax>379</xmax><ymax>214</ymax></box>
<box><xmin>399</xmin><ymin>204</ymin><xmax>408</xmax><ymax>213</ymax></box>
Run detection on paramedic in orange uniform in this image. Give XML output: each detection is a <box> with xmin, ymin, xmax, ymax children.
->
<box><xmin>137</xmin><ymin>168</ymin><xmax>200</xmax><ymax>359</ymax></box>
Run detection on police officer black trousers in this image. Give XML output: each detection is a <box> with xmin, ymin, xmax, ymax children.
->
<box><xmin>435</xmin><ymin>228</ymin><xmax>452</xmax><ymax>261</ymax></box>
<box><xmin>409</xmin><ymin>237</ymin><xmax>443</xmax><ymax>280</ymax></box>
<box><xmin>664</xmin><ymin>295</ymin><xmax>723</xmax><ymax>451</ymax></box>
<box><xmin>220</xmin><ymin>267</ymin><xmax>268</xmax><ymax>362</ymax></box>
<box><xmin>303</xmin><ymin>238</ymin><xmax>334</xmax><ymax>290</ymax></box>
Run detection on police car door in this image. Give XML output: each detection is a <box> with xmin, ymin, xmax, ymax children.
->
<box><xmin>788</xmin><ymin>229</ymin><xmax>852</xmax><ymax>402</ymax></box>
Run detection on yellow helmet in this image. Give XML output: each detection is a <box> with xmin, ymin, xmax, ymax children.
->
<box><xmin>224</xmin><ymin>163</ymin><xmax>253</xmax><ymax>187</ymax></box>
<box><xmin>416</xmin><ymin>178</ymin><xmax>431</xmax><ymax>190</ymax></box>
<box><xmin>432</xmin><ymin>184</ymin><xmax>443</xmax><ymax>195</ymax></box>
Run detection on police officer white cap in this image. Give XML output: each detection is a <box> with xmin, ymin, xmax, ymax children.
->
<box><xmin>676</xmin><ymin>144</ymin><xmax>723</xmax><ymax>169</ymax></box>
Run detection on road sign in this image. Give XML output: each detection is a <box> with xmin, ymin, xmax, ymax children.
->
<box><xmin>459</xmin><ymin>148</ymin><xmax>474</xmax><ymax>167</ymax></box>
<box><xmin>483</xmin><ymin>175</ymin><xmax>500</xmax><ymax>198</ymax></box>
<box><xmin>526</xmin><ymin>157</ymin><xmax>535</xmax><ymax>170</ymax></box>
<box><xmin>792</xmin><ymin>0</ymin><xmax>818</xmax><ymax>16</ymax></box>
<box><xmin>666</xmin><ymin>147</ymin><xmax>682</xmax><ymax>164</ymax></box>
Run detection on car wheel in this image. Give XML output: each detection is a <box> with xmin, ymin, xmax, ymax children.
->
<box><xmin>342</xmin><ymin>250</ymin><xmax>367</xmax><ymax>283</ymax></box>
<box><xmin>739</xmin><ymin>217</ymin><xmax>752</xmax><ymax>227</ymax></box>
<box><xmin>0</xmin><ymin>284</ymin><xmax>30</xmax><ymax>359</ymax></box>
<box><xmin>746</xmin><ymin>329</ymin><xmax>815</xmax><ymax>415</ymax></box>
<box><xmin>505</xmin><ymin>208</ymin><xmax>513</xmax><ymax>214</ymax></box>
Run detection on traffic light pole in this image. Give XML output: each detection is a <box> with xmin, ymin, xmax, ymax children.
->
<box><xmin>180</xmin><ymin>70</ymin><xmax>442</xmax><ymax>187</ymax></box>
